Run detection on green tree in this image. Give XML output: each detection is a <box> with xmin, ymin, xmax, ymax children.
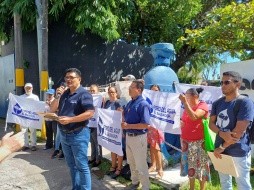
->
<box><xmin>1</xmin><ymin>0</ymin><xmax>251</xmax><ymax>83</ymax></box>
<box><xmin>182</xmin><ymin>1</ymin><xmax>254</xmax><ymax>60</ymax></box>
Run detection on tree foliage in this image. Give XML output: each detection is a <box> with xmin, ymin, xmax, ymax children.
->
<box><xmin>182</xmin><ymin>0</ymin><xmax>254</xmax><ymax>60</ymax></box>
<box><xmin>0</xmin><ymin>0</ymin><xmax>252</xmax><ymax>83</ymax></box>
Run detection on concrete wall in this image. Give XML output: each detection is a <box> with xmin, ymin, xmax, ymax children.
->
<box><xmin>0</xmin><ymin>21</ymin><xmax>154</xmax><ymax>117</ymax></box>
<box><xmin>17</xmin><ymin>21</ymin><xmax>154</xmax><ymax>95</ymax></box>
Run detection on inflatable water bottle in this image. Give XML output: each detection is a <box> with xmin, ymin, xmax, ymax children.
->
<box><xmin>144</xmin><ymin>43</ymin><xmax>181</xmax><ymax>164</ymax></box>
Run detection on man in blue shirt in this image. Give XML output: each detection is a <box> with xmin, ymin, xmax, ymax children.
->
<box><xmin>122</xmin><ymin>80</ymin><xmax>151</xmax><ymax>190</ymax></box>
<box><xmin>51</xmin><ymin>68</ymin><xmax>94</xmax><ymax>190</ymax></box>
<box><xmin>210</xmin><ymin>71</ymin><xmax>254</xmax><ymax>190</ymax></box>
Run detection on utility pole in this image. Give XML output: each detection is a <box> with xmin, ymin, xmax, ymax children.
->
<box><xmin>14</xmin><ymin>13</ymin><xmax>24</xmax><ymax>95</ymax></box>
<box><xmin>35</xmin><ymin>0</ymin><xmax>48</xmax><ymax>101</ymax></box>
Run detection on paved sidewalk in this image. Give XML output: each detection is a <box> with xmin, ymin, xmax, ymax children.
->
<box><xmin>0</xmin><ymin>119</ymin><xmax>188</xmax><ymax>189</ymax></box>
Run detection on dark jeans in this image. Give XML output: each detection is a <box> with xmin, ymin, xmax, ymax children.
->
<box><xmin>90</xmin><ymin>128</ymin><xmax>102</xmax><ymax>162</ymax></box>
<box><xmin>60</xmin><ymin>127</ymin><xmax>91</xmax><ymax>190</ymax></box>
<box><xmin>45</xmin><ymin>120</ymin><xmax>57</xmax><ymax>148</ymax></box>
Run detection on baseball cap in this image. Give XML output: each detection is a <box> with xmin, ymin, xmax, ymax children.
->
<box><xmin>46</xmin><ymin>89</ymin><xmax>55</xmax><ymax>95</ymax></box>
<box><xmin>122</xmin><ymin>74</ymin><xmax>136</xmax><ymax>81</ymax></box>
<box><xmin>24</xmin><ymin>83</ymin><xmax>33</xmax><ymax>88</ymax></box>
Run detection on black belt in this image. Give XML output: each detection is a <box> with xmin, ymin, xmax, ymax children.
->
<box><xmin>127</xmin><ymin>133</ymin><xmax>144</xmax><ymax>137</ymax></box>
<box><xmin>61</xmin><ymin>126</ymin><xmax>84</xmax><ymax>134</ymax></box>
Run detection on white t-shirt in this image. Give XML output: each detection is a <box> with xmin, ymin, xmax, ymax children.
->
<box><xmin>20</xmin><ymin>93</ymin><xmax>39</xmax><ymax>101</ymax></box>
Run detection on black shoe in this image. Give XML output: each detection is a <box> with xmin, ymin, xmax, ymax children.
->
<box><xmin>106</xmin><ymin>167</ymin><xmax>116</xmax><ymax>176</ymax></box>
<box><xmin>111</xmin><ymin>169</ymin><xmax>121</xmax><ymax>179</ymax></box>
<box><xmin>58</xmin><ymin>151</ymin><xmax>64</xmax><ymax>160</ymax></box>
<box><xmin>92</xmin><ymin>161</ymin><xmax>101</xmax><ymax>168</ymax></box>
<box><xmin>51</xmin><ymin>150</ymin><xmax>59</xmax><ymax>159</ymax></box>
<box><xmin>88</xmin><ymin>159</ymin><xmax>96</xmax><ymax>165</ymax></box>
<box><xmin>31</xmin><ymin>146</ymin><xmax>37</xmax><ymax>151</ymax></box>
<box><xmin>22</xmin><ymin>146</ymin><xmax>29</xmax><ymax>151</ymax></box>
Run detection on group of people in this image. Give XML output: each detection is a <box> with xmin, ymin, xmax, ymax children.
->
<box><xmin>1</xmin><ymin>68</ymin><xmax>253</xmax><ymax>190</ymax></box>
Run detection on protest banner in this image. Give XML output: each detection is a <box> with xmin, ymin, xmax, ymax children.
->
<box><xmin>142</xmin><ymin>89</ymin><xmax>181</xmax><ymax>134</ymax></box>
<box><xmin>87</xmin><ymin>94</ymin><xmax>103</xmax><ymax>128</ymax></box>
<box><xmin>97</xmin><ymin>108</ymin><xmax>123</xmax><ymax>156</ymax></box>
<box><xmin>115</xmin><ymin>81</ymin><xmax>132</xmax><ymax>106</ymax></box>
<box><xmin>6</xmin><ymin>93</ymin><xmax>46</xmax><ymax>129</ymax></box>
<box><xmin>175</xmin><ymin>83</ymin><xmax>222</xmax><ymax>114</ymax></box>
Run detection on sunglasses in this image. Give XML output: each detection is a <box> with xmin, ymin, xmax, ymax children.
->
<box><xmin>220</xmin><ymin>80</ymin><xmax>238</xmax><ymax>86</ymax></box>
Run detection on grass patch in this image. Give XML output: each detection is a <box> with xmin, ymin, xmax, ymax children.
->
<box><xmin>97</xmin><ymin>158</ymin><xmax>167</xmax><ymax>189</ymax></box>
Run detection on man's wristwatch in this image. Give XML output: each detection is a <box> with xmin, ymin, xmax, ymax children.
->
<box><xmin>219</xmin><ymin>144</ymin><xmax>225</xmax><ymax>150</ymax></box>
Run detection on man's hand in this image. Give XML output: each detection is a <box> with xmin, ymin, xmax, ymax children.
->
<box><xmin>1</xmin><ymin>131</ymin><xmax>25</xmax><ymax>153</ymax></box>
<box><xmin>58</xmin><ymin>116</ymin><xmax>73</xmax><ymax>125</ymax></box>
<box><xmin>219</xmin><ymin>131</ymin><xmax>239</xmax><ymax>145</ymax></box>
<box><xmin>213</xmin><ymin>147</ymin><xmax>224</xmax><ymax>159</ymax></box>
<box><xmin>121</xmin><ymin>122</ymin><xmax>128</xmax><ymax>129</ymax></box>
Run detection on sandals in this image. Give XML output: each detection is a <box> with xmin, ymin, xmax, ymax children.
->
<box><xmin>106</xmin><ymin>167</ymin><xmax>116</xmax><ymax>175</ymax></box>
<box><xmin>111</xmin><ymin>168</ymin><xmax>121</xmax><ymax>179</ymax></box>
<box><xmin>148</xmin><ymin>166</ymin><xmax>156</xmax><ymax>173</ymax></box>
<box><xmin>156</xmin><ymin>170</ymin><xmax>164</xmax><ymax>179</ymax></box>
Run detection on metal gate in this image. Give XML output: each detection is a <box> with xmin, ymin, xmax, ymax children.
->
<box><xmin>0</xmin><ymin>54</ymin><xmax>15</xmax><ymax>118</ymax></box>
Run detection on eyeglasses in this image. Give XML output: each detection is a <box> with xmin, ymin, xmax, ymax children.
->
<box><xmin>108</xmin><ymin>91</ymin><xmax>116</xmax><ymax>94</ymax></box>
<box><xmin>220</xmin><ymin>80</ymin><xmax>238</xmax><ymax>86</ymax></box>
<box><xmin>64</xmin><ymin>76</ymin><xmax>78</xmax><ymax>80</ymax></box>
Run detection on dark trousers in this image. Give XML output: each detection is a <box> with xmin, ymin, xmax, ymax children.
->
<box><xmin>45</xmin><ymin>120</ymin><xmax>57</xmax><ymax>148</ymax></box>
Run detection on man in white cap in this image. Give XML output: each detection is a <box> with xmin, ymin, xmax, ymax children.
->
<box><xmin>122</xmin><ymin>74</ymin><xmax>136</xmax><ymax>81</ymax></box>
<box><xmin>20</xmin><ymin>83</ymin><xmax>39</xmax><ymax>151</ymax></box>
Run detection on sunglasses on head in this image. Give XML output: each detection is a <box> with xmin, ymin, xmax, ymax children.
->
<box><xmin>220</xmin><ymin>80</ymin><xmax>238</xmax><ymax>86</ymax></box>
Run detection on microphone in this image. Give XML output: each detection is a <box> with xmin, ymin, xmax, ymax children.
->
<box><xmin>55</xmin><ymin>82</ymin><xmax>66</xmax><ymax>99</ymax></box>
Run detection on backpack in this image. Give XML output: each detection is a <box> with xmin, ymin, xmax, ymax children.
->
<box><xmin>233</xmin><ymin>95</ymin><xmax>254</xmax><ymax>144</ymax></box>
<box><xmin>121</xmin><ymin>164</ymin><xmax>131</xmax><ymax>180</ymax></box>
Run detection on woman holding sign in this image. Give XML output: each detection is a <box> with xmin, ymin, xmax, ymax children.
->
<box><xmin>104</xmin><ymin>86</ymin><xmax>124</xmax><ymax>179</ymax></box>
<box><xmin>179</xmin><ymin>87</ymin><xmax>210</xmax><ymax>190</ymax></box>
<box><xmin>147</xmin><ymin>85</ymin><xmax>164</xmax><ymax>179</ymax></box>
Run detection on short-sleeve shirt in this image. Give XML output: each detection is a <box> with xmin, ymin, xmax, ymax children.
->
<box><xmin>20</xmin><ymin>93</ymin><xmax>39</xmax><ymax>101</ymax></box>
<box><xmin>210</xmin><ymin>96</ymin><xmax>254</xmax><ymax>157</ymax></box>
<box><xmin>124</xmin><ymin>95</ymin><xmax>151</xmax><ymax>135</ymax></box>
<box><xmin>58</xmin><ymin>86</ymin><xmax>94</xmax><ymax>132</ymax></box>
<box><xmin>104</xmin><ymin>100</ymin><xmax>121</xmax><ymax>110</ymax></box>
<box><xmin>181</xmin><ymin>101</ymin><xmax>209</xmax><ymax>141</ymax></box>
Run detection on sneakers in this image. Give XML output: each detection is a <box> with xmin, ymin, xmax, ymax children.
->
<box><xmin>58</xmin><ymin>150</ymin><xmax>64</xmax><ymax>160</ymax></box>
<box><xmin>31</xmin><ymin>146</ymin><xmax>37</xmax><ymax>151</ymax></box>
<box><xmin>22</xmin><ymin>146</ymin><xmax>29</xmax><ymax>151</ymax></box>
<box><xmin>124</xmin><ymin>183</ymin><xmax>139</xmax><ymax>190</ymax></box>
<box><xmin>51</xmin><ymin>150</ymin><xmax>59</xmax><ymax>159</ymax></box>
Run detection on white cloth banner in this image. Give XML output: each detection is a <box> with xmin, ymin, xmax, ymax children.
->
<box><xmin>88</xmin><ymin>94</ymin><xmax>103</xmax><ymax>128</ymax></box>
<box><xmin>97</xmin><ymin>108</ymin><xmax>123</xmax><ymax>156</ymax></box>
<box><xmin>6</xmin><ymin>93</ymin><xmax>46</xmax><ymax>129</ymax></box>
<box><xmin>115</xmin><ymin>81</ymin><xmax>132</xmax><ymax>106</ymax></box>
<box><xmin>175</xmin><ymin>83</ymin><xmax>222</xmax><ymax>114</ymax></box>
<box><xmin>142</xmin><ymin>89</ymin><xmax>181</xmax><ymax>134</ymax></box>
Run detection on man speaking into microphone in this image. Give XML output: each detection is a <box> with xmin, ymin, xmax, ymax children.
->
<box><xmin>50</xmin><ymin>68</ymin><xmax>94</xmax><ymax>190</ymax></box>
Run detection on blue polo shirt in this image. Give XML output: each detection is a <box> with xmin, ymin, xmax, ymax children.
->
<box><xmin>124</xmin><ymin>95</ymin><xmax>151</xmax><ymax>134</ymax></box>
<box><xmin>58</xmin><ymin>86</ymin><xmax>94</xmax><ymax>132</ymax></box>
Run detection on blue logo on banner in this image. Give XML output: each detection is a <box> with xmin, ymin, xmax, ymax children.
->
<box><xmin>13</xmin><ymin>103</ymin><xmax>22</xmax><ymax>114</ymax></box>
<box><xmin>98</xmin><ymin>116</ymin><xmax>104</xmax><ymax>136</ymax></box>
